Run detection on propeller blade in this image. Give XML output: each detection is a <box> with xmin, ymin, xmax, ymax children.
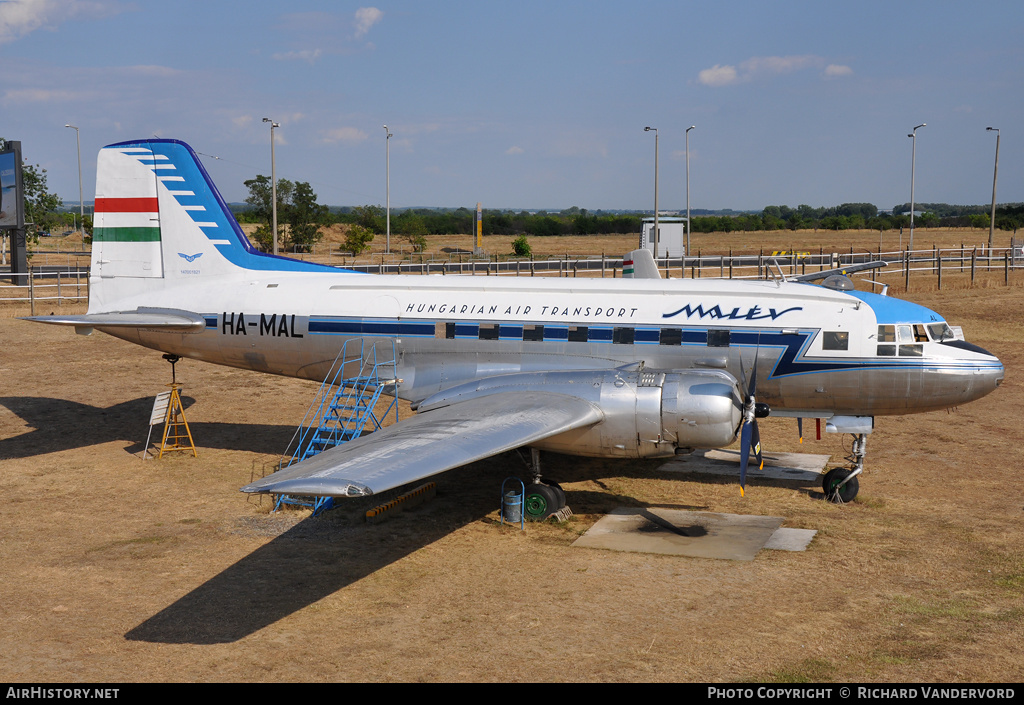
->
<box><xmin>798</xmin><ymin>417</ymin><xmax>804</xmax><ymax>444</ymax></box>
<box><xmin>752</xmin><ymin>419</ymin><xmax>763</xmax><ymax>470</ymax></box>
<box><xmin>738</xmin><ymin>418</ymin><xmax>752</xmax><ymax>496</ymax></box>
<box><xmin>748</xmin><ymin>348</ymin><xmax>758</xmax><ymax>397</ymax></box>
<box><xmin>738</xmin><ymin>339</ymin><xmax>762</xmax><ymax>496</ymax></box>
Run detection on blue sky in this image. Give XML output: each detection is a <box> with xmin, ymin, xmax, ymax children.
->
<box><xmin>2</xmin><ymin>0</ymin><xmax>1022</xmax><ymax>212</ymax></box>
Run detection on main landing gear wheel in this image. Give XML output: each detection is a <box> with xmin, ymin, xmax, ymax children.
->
<box><xmin>822</xmin><ymin>468</ymin><xmax>859</xmax><ymax>504</ymax></box>
<box><xmin>524</xmin><ymin>483</ymin><xmax>562</xmax><ymax>521</ymax></box>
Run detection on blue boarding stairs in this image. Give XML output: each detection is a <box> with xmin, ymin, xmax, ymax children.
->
<box><xmin>274</xmin><ymin>338</ymin><xmax>399</xmax><ymax>516</ymax></box>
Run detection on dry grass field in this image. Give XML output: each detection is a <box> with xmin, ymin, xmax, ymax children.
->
<box><xmin>1</xmin><ymin>230</ymin><xmax>1022</xmax><ymax>683</ymax></box>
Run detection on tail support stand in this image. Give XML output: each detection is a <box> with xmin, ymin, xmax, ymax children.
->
<box><xmin>156</xmin><ymin>354</ymin><xmax>197</xmax><ymax>459</ymax></box>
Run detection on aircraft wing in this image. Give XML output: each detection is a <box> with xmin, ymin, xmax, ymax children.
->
<box><xmin>23</xmin><ymin>307</ymin><xmax>206</xmax><ymax>332</ymax></box>
<box><xmin>240</xmin><ymin>391</ymin><xmax>605</xmax><ymax>498</ymax></box>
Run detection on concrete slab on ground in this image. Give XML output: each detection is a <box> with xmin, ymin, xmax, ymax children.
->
<box><xmin>659</xmin><ymin>448</ymin><xmax>831</xmax><ymax>483</ymax></box>
<box><xmin>763</xmin><ymin>527</ymin><xmax>818</xmax><ymax>552</ymax></box>
<box><xmin>573</xmin><ymin>508</ymin><xmax>815</xmax><ymax>561</ymax></box>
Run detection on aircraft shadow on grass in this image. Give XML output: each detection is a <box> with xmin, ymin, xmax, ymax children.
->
<box><xmin>124</xmin><ymin>461</ymin><xmax>509</xmax><ymax>644</ymax></box>
<box><xmin>122</xmin><ymin>455</ymin><xmax>719</xmax><ymax>645</ymax></box>
<box><xmin>0</xmin><ymin>396</ymin><xmax>296</xmax><ymax>458</ymax></box>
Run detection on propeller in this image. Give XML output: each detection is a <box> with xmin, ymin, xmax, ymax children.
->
<box><xmin>738</xmin><ymin>346</ymin><xmax>768</xmax><ymax>496</ymax></box>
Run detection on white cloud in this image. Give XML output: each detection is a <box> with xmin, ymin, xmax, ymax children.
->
<box><xmin>323</xmin><ymin>126</ymin><xmax>368</xmax><ymax>144</ymax></box>
<box><xmin>824</xmin><ymin>64</ymin><xmax>853</xmax><ymax>78</ymax></box>
<box><xmin>354</xmin><ymin>7</ymin><xmax>383</xmax><ymax>38</ymax></box>
<box><xmin>506</xmin><ymin>145</ymin><xmax>524</xmax><ymax>155</ymax></box>
<box><xmin>0</xmin><ymin>0</ymin><xmax>123</xmax><ymax>45</ymax></box>
<box><xmin>697</xmin><ymin>64</ymin><xmax>739</xmax><ymax>87</ymax></box>
<box><xmin>699</xmin><ymin>55</ymin><xmax>852</xmax><ymax>86</ymax></box>
<box><xmin>272</xmin><ymin>48</ymin><xmax>323</xmax><ymax>64</ymax></box>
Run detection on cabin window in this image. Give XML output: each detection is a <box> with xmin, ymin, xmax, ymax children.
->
<box><xmin>822</xmin><ymin>331</ymin><xmax>849</xmax><ymax>351</ymax></box>
<box><xmin>523</xmin><ymin>325</ymin><xmax>544</xmax><ymax>341</ymax></box>
<box><xmin>876</xmin><ymin>344</ymin><xmax>896</xmax><ymax>356</ymax></box>
<box><xmin>660</xmin><ymin>328</ymin><xmax>682</xmax><ymax>346</ymax></box>
<box><xmin>613</xmin><ymin>327</ymin><xmax>635</xmax><ymax>344</ymax></box>
<box><xmin>707</xmin><ymin>329</ymin><xmax>730</xmax><ymax>347</ymax></box>
<box><xmin>478</xmin><ymin>324</ymin><xmax>500</xmax><ymax>341</ymax></box>
<box><xmin>877</xmin><ymin>325</ymin><xmax>895</xmax><ymax>343</ymax></box>
<box><xmin>896</xmin><ymin>325</ymin><xmax>913</xmax><ymax>343</ymax></box>
<box><xmin>899</xmin><ymin>344</ymin><xmax>923</xmax><ymax>357</ymax></box>
<box><xmin>913</xmin><ymin>324</ymin><xmax>929</xmax><ymax>342</ymax></box>
<box><xmin>568</xmin><ymin>326</ymin><xmax>588</xmax><ymax>342</ymax></box>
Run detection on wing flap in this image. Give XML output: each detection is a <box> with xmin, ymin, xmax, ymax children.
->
<box><xmin>241</xmin><ymin>391</ymin><xmax>604</xmax><ymax>498</ymax></box>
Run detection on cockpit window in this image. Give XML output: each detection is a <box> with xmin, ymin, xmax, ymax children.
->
<box><xmin>877</xmin><ymin>323</ymin><xmax>929</xmax><ymax>356</ymax></box>
<box><xmin>927</xmin><ymin>322</ymin><xmax>954</xmax><ymax>341</ymax></box>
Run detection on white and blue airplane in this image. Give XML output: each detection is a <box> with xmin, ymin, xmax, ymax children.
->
<box><xmin>27</xmin><ymin>139</ymin><xmax>1004</xmax><ymax>515</ymax></box>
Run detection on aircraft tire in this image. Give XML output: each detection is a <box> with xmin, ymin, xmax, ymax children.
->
<box><xmin>545</xmin><ymin>480</ymin><xmax>567</xmax><ymax>510</ymax></box>
<box><xmin>822</xmin><ymin>468</ymin><xmax>859</xmax><ymax>504</ymax></box>
<box><xmin>524</xmin><ymin>483</ymin><xmax>560</xmax><ymax>521</ymax></box>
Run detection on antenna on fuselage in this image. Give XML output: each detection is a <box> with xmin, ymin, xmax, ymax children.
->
<box><xmin>862</xmin><ymin>280</ymin><xmax>889</xmax><ymax>296</ymax></box>
<box><xmin>767</xmin><ymin>258</ymin><xmax>787</xmax><ymax>286</ymax></box>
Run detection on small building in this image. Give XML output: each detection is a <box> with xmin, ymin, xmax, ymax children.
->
<box><xmin>639</xmin><ymin>216</ymin><xmax>688</xmax><ymax>257</ymax></box>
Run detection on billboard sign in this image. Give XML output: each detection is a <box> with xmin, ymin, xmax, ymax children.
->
<box><xmin>0</xmin><ymin>141</ymin><xmax>24</xmax><ymax>230</ymax></box>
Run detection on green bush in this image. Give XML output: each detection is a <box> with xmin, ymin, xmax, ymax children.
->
<box><xmin>511</xmin><ymin>234</ymin><xmax>532</xmax><ymax>257</ymax></box>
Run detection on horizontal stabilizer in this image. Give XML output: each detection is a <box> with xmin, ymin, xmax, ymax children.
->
<box><xmin>241</xmin><ymin>391</ymin><xmax>604</xmax><ymax>498</ymax></box>
<box><xmin>23</xmin><ymin>307</ymin><xmax>206</xmax><ymax>333</ymax></box>
<box><xmin>623</xmin><ymin>249</ymin><xmax>661</xmax><ymax>279</ymax></box>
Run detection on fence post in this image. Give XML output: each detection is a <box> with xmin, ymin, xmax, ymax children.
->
<box><xmin>904</xmin><ymin>248</ymin><xmax>910</xmax><ymax>292</ymax></box>
<box><xmin>971</xmin><ymin>248</ymin><xmax>977</xmax><ymax>285</ymax></box>
<box><xmin>937</xmin><ymin>248</ymin><xmax>942</xmax><ymax>290</ymax></box>
<box><xmin>1006</xmin><ymin>251</ymin><xmax>1010</xmax><ymax>286</ymax></box>
<box><xmin>728</xmin><ymin>249</ymin><xmax>733</xmax><ymax>279</ymax></box>
<box><xmin>29</xmin><ymin>267</ymin><xmax>35</xmax><ymax>316</ymax></box>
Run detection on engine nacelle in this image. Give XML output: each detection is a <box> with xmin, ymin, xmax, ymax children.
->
<box><xmin>416</xmin><ymin>367</ymin><xmax>742</xmax><ymax>459</ymax></box>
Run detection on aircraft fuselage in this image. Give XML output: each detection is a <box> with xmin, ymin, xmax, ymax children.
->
<box><xmin>96</xmin><ymin>270</ymin><xmax>1004</xmax><ymax>419</ymax></box>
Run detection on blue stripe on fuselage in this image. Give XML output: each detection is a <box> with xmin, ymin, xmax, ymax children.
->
<box><xmin>214</xmin><ymin>314</ymin><xmax>994</xmax><ymax>379</ymax></box>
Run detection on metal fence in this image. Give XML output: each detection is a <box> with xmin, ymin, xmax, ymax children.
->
<box><xmin>335</xmin><ymin>245</ymin><xmax>1023</xmax><ymax>286</ymax></box>
<box><xmin>3</xmin><ymin>245</ymin><xmax>1020</xmax><ymax>312</ymax></box>
<box><xmin>0</xmin><ymin>267</ymin><xmax>89</xmax><ymax>314</ymax></box>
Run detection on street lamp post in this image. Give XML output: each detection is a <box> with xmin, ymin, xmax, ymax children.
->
<box><xmin>64</xmin><ymin>124</ymin><xmax>83</xmax><ymax>237</ymax></box>
<box><xmin>262</xmin><ymin>117</ymin><xmax>279</xmax><ymax>257</ymax></box>
<box><xmin>908</xmin><ymin>123</ymin><xmax>926</xmax><ymax>252</ymax></box>
<box><xmin>685</xmin><ymin>125</ymin><xmax>695</xmax><ymax>261</ymax></box>
<box><xmin>987</xmin><ymin>127</ymin><xmax>1000</xmax><ymax>252</ymax></box>
<box><xmin>644</xmin><ymin>126</ymin><xmax>659</xmax><ymax>259</ymax></box>
<box><xmin>383</xmin><ymin>124</ymin><xmax>392</xmax><ymax>254</ymax></box>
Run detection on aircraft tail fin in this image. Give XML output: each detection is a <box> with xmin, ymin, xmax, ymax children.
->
<box><xmin>622</xmin><ymin>249</ymin><xmax>662</xmax><ymax>279</ymax></box>
<box><xmin>89</xmin><ymin>139</ymin><xmax>339</xmax><ymax>311</ymax></box>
